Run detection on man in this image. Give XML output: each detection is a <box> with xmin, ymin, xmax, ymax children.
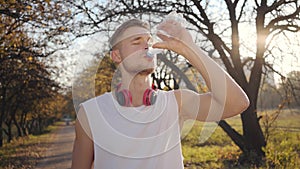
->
<box><xmin>71</xmin><ymin>17</ymin><xmax>249</xmax><ymax>169</ymax></box>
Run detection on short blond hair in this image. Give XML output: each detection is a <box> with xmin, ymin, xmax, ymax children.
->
<box><xmin>109</xmin><ymin>19</ymin><xmax>150</xmax><ymax>49</ymax></box>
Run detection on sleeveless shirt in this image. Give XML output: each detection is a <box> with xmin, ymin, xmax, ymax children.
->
<box><xmin>81</xmin><ymin>90</ymin><xmax>184</xmax><ymax>169</ymax></box>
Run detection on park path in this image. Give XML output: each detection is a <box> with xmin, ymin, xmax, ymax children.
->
<box><xmin>35</xmin><ymin>123</ymin><xmax>75</xmax><ymax>169</ymax></box>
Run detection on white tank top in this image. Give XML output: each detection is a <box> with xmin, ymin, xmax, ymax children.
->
<box><xmin>81</xmin><ymin>90</ymin><xmax>184</xmax><ymax>169</ymax></box>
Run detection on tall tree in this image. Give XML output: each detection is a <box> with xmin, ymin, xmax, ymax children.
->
<box><xmin>280</xmin><ymin>70</ymin><xmax>300</xmax><ymax>107</ymax></box>
<box><xmin>0</xmin><ymin>0</ymin><xmax>72</xmax><ymax>146</ymax></box>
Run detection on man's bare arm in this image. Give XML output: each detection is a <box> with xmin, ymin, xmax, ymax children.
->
<box><xmin>71</xmin><ymin>107</ymin><xmax>94</xmax><ymax>169</ymax></box>
<box><xmin>153</xmin><ymin>19</ymin><xmax>249</xmax><ymax>122</ymax></box>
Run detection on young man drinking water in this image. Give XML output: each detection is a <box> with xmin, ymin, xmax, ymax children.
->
<box><xmin>71</xmin><ymin>15</ymin><xmax>249</xmax><ymax>169</ymax></box>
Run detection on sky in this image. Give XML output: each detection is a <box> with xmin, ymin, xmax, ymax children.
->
<box><xmin>48</xmin><ymin>32</ymin><xmax>107</xmax><ymax>88</ymax></box>
<box><xmin>51</xmin><ymin>1</ymin><xmax>300</xmax><ymax>88</ymax></box>
<box><xmin>238</xmin><ymin>23</ymin><xmax>300</xmax><ymax>85</ymax></box>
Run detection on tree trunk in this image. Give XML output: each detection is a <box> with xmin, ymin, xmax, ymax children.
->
<box><xmin>13</xmin><ymin>115</ymin><xmax>23</xmax><ymax>137</ymax></box>
<box><xmin>0</xmin><ymin>88</ymin><xmax>7</xmax><ymax>147</ymax></box>
<box><xmin>219</xmin><ymin>107</ymin><xmax>266</xmax><ymax>166</ymax></box>
<box><xmin>5</xmin><ymin>118</ymin><xmax>13</xmax><ymax>143</ymax></box>
<box><xmin>28</xmin><ymin>118</ymin><xmax>35</xmax><ymax>134</ymax></box>
<box><xmin>0</xmin><ymin>123</ymin><xmax>3</xmax><ymax>147</ymax></box>
<box><xmin>20</xmin><ymin>110</ymin><xmax>29</xmax><ymax>136</ymax></box>
<box><xmin>240</xmin><ymin>103</ymin><xmax>266</xmax><ymax>165</ymax></box>
<box><xmin>218</xmin><ymin>120</ymin><xmax>246</xmax><ymax>152</ymax></box>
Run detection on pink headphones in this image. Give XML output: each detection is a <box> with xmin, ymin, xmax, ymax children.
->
<box><xmin>115</xmin><ymin>84</ymin><xmax>157</xmax><ymax>107</ymax></box>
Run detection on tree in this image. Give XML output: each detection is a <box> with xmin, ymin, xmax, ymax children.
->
<box><xmin>279</xmin><ymin>70</ymin><xmax>300</xmax><ymax>108</ymax></box>
<box><xmin>0</xmin><ymin>41</ymin><xmax>61</xmax><ymax>140</ymax></box>
<box><xmin>67</xmin><ymin>0</ymin><xmax>300</xmax><ymax>166</ymax></box>
<box><xmin>0</xmin><ymin>0</ymin><xmax>72</xmax><ymax>146</ymax></box>
<box><xmin>72</xmin><ymin>53</ymin><xmax>117</xmax><ymax>112</ymax></box>
<box><xmin>258</xmin><ymin>82</ymin><xmax>281</xmax><ymax>110</ymax></box>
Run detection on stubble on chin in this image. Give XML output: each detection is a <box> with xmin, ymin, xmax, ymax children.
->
<box><xmin>138</xmin><ymin>68</ymin><xmax>155</xmax><ymax>76</ymax></box>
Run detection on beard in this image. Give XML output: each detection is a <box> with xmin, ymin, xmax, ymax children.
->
<box><xmin>120</xmin><ymin>50</ymin><xmax>157</xmax><ymax>75</ymax></box>
<box><xmin>139</xmin><ymin>68</ymin><xmax>155</xmax><ymax>75</ymax></box>
<box><xmin>122</xmin><ymin>64</ymin><xmax>156</xmax><ymax>76</ymax></box>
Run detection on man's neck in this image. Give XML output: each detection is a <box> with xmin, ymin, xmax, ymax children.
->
<box><xmin>121</xmin><ymin>73</ymin><xmax>152</xmax><ymax>107</ymax></box>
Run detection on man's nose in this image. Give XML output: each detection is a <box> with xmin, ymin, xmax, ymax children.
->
<box><xmin>144</xmin><ymin>41</ymin><xmax>149</xmax><ymax>49</ymax></box>
<box><xmin>146</xmin><ymin>38</ymin><xmax>154</xmax><ymax>49</ymax></box>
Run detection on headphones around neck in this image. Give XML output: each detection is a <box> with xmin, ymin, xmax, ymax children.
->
<box><xmin>115</xmin><ymin>84</ymin><xmax>157</xmax><ymax>107</ymax></box>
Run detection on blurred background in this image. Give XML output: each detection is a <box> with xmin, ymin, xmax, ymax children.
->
<box><xmin>0</xmin><ymin>0</ymin><xmax>299</xmax><ymax>168</ymax></box>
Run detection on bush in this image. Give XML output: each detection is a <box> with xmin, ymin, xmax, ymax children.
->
<box><xmin>264</xmin><ymin>131</ymin><xmax>299</xmax><ymax>168</ymax></box>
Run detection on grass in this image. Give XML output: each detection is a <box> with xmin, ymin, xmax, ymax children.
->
<box><xmin>0</xmin><ymin>122</ymin><xmax>62</xmax><ymax>169</ymax></box>
<box><xmin>181</xmin><ymin>109</ymin><xmax>300</xmax><ymax>169</ymax></box>
<box><xmin>0</xmin><ymin>110</ymin><xmax>299</xmax><ymax>169</ymax></box>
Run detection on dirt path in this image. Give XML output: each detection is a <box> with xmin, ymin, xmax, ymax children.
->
<box><xmin>35</xmin><ymin>123</ymin><xmax>75</xmax><ymax>169</ymax></box>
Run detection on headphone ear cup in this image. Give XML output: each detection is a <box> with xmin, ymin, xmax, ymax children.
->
<box><xmin>150</xmin><ymin>90</ymin><xmax>158</xmax><ymax>105</ymax></box>
<box><xmin>117</xmin><ymin>90</ymin><xmax>132</xmax><ymax>106</ymax></box>
<box><xmin>143</xmin><ymin>89</ymin><xmax>157</xmax><ymax>106</ymax></box>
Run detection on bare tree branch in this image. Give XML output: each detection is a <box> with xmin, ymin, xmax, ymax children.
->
<box><xmin>266</xmin><ymin>3</ymin><xmax>300</xmax><ymax>32</ymax></box>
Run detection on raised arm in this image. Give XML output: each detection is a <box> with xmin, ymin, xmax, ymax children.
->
<box><xmin>153</xmin><ymin>19</ymin><xmax>249</xmax><ymax>122</ymax></box>
<box><xmin>71</xmin><ymin>107</ymin><xmax>94</xmax><ymax>169</ymax></box>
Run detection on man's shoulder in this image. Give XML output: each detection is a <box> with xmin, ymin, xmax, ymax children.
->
<box><xmin>81</xmin><ymin>92</ymin><xmax>112</xmax><ymax>107</ymax></box>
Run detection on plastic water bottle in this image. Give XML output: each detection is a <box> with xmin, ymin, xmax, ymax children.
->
<box><xmin>146</xmin><ymin>47</ymin><xmax>163</xmax><ymax>58</ymax></box>
<box><xmin>146</xmin><ymin>11</ymin><xmax>186</xmax><ymax>58</ymax></box>
<box><xmin>146</xmin><ymin>26</ymin><xmax>164</xmax><ymax>58</ymax></box>
<box><xmin>164</xmin><ymin>11</ymin><xmax>186</xmax><ymax>26</ymax></box>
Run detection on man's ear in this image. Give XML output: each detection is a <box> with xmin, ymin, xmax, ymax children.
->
<box><xmin>110</xmin><ymin>49</ymin><xmax>122</xmax><ymax>64</ymax></box>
